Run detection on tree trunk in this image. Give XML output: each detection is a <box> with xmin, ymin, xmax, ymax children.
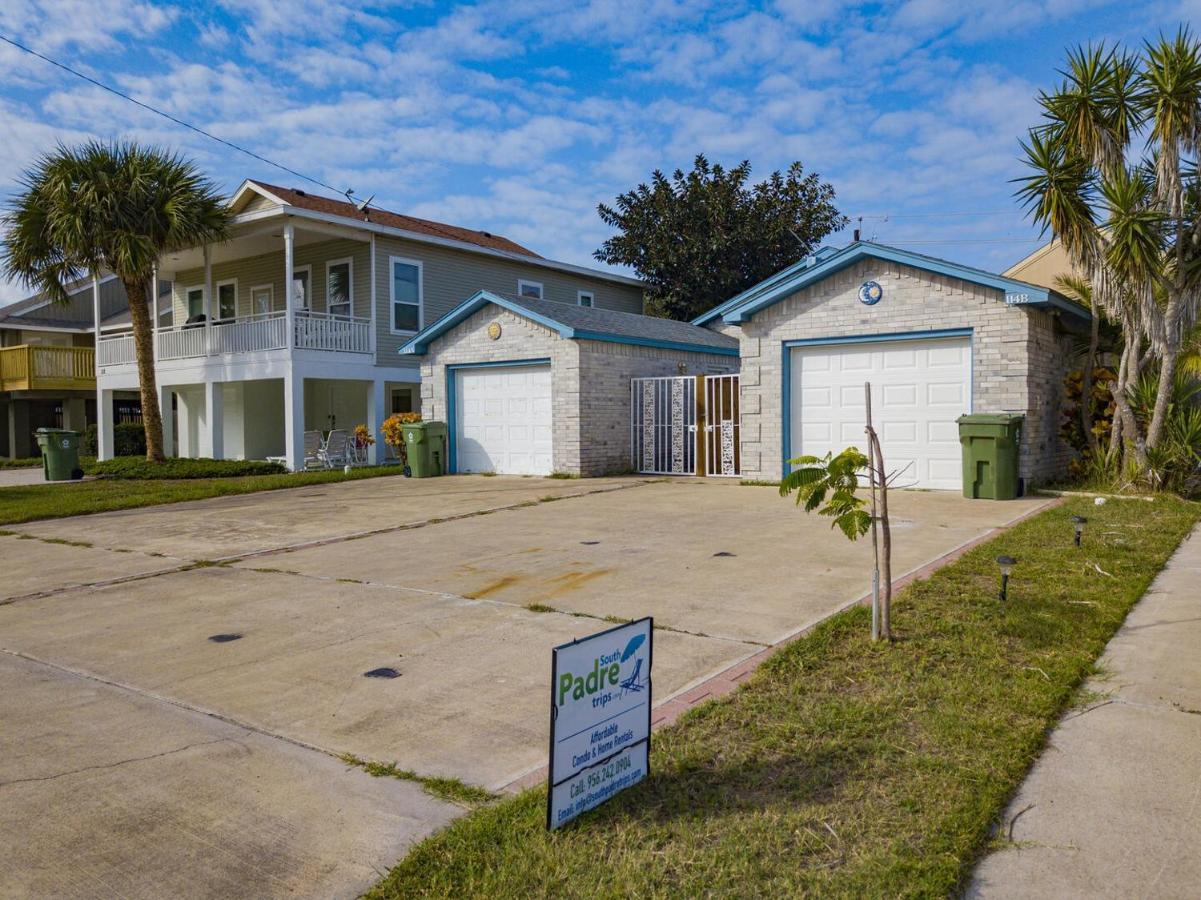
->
<box><xmin>1081</xmin><ymin>312</ymin><xmax>1100</xmax><ymax>453</ymax></box>
<box><xmin>1145</xmin><ymin>348</ymin><xmax>1178</xmax><ymax>451</ymax></box>
<box><xmin>868</xmin><ymin>428</ymin><xmax>892</xmax><ymax>641</ymax></box>
<box><xmin>121</xmin><ymin>276</ymin><xmax>165</xmax><ymax>462</ymax></box>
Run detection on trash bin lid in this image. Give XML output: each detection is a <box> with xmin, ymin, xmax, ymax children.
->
<box><xmin>956</xmin><ymin>414</ymin><xmax>1024</xmax><ymax>425</ymax></box>
<box><xmin>35</xmin><ymin>427</ymin><xmax>75</xmax><ymax>434</ymax></box>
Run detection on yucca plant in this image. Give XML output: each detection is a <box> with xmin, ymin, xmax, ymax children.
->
<box><xmin>2</xmin><ymin>142</ymin><xmax>230</xmax><ymax>461</ymax></box>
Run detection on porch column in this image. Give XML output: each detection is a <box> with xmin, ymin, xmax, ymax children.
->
<box><xmin>203</xmin><ymin>244</ymin><xmax>213</xmax><ymax>355</ymax></box>
<box><xmin>369</xmin><ymin>233</ymin><xmax>377</xmax><ymax>352</ymax></box>
<box><xmin>284</xmin><ymin>223</ymin><xmax>295</xmax><ymax>351</ymax></box>
<box><xmin>203</xmin><ymin>380</ymin><xmax>224</xmax><ymax>459</ymax></box>
<box><xmin>284</xmin><ymin>369</ymin><xmax>304</xmax><ymax>471</ymax></box>
<box><xmin>151</xmin><ymin>263</ymin><xmax>160</xmax><ymax>361</ymax></box>
<box><xmin>98</xmin><ymin>389</ymin><xmax>115</xmax><ymax>461</ymax></box>
<box><xmin>62</xmin><ymin>398</ymin><xmax>87</xmax><ymax>433</ymax></box>
<box><xmin>160</xmin><ymin>385</ymin><xmax>174</xmax><ymax>458</ymax></box>
<box><xmin>368</xmin><ymin>378</ymin><xmax>386</xmax><ymax>465</ymax></box>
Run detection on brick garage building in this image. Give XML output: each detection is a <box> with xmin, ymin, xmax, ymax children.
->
<box><xmin>693</xmin><ymin>242</ymin><xmax>1090</xmax><ymax>490</ymax></box>
<box><xmin>401</xmin><ymin>291</ymin><xmax>738</xmax><ymax>476</ymax></box>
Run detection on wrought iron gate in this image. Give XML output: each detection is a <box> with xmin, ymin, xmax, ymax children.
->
<box><xmin>630</xmin><ymin>376</ymin><xmax>696</xmax><ymax>475</ymax></box>
<box><xmin>704</xmin><ymin>374</ymin><xmax>740</xmax><ymax>477</ymax></box>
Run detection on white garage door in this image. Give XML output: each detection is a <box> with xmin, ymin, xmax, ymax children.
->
<box><xmin>454</xmin><ymin>365</ymin><xmax>553</xmax><ymax>475</ymax></box>
<box><xmin>790</xmin><ymin>336</ymin><xmax>971</xmax><ymax>490</ymax></box>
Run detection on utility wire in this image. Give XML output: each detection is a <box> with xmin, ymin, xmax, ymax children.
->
<box><xmin>0</xmin><ymin>32</ymin><xmax>347</xmax><ymax>197</ymax></box>
<box><xmin>857</xmin><ymin>210</ymin><xmax>1019</xmax><ymax>219</ymax></box>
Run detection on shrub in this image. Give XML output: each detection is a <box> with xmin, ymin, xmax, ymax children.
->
<box><xmin>80</xmin><ymin>422</ymin><xmax>147</xmax><ymax>457</ymax></box>
<box><xmin>88</xmin><ymin>457</ymin><xmax>287</xmax><ymax>480</ymax></box>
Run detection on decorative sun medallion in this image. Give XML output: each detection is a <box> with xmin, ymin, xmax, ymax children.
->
<box><xmin>487</xmin><ymin>321</ymin><xmax>502</xmax><ymax>340</ymax></box>
<box><xmin>858</xmin><ymin>280</ymin><xmax>884</xmax><ymax>305</ymax></box>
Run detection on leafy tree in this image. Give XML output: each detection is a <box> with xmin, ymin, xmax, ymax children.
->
<box><xmin>595</xmin><ymin>155</ymin><xmax>847</xmax><ymax>321</ymax></box>
<box><xmin>1016</xmin><ymin>31</ymin><xmax>1201</xmax><ymax>480</ymax></box>
<box><xmin>3</xmin><ymin>142</ymin><xmax>230</xmax><ymax>461</ymax></box>
<box><xmin>779</xmin><ymin>448</ymin><xmax>872</xmax><ymax>539</ymax></box>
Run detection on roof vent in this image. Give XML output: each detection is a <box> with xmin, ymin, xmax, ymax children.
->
<box><xmin>481</xmin><ymin>231</ymin><xmax>493</xmax><ymax>238</ymax></box>
<box><xmin>295</xmin><ymin>189</ymin><xmax>307</xmax><ymax>196</ymax></box>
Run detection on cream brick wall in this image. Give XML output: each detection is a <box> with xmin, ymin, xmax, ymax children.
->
<box><xmin>418</xmin><ymin>302</ymin><xmax>737</xmax><ymax>476</ymax></box>
<box><xmin>726</xmin><ymin>258</ymin><xmax>1071</xmax><ymax>485</ymax></box>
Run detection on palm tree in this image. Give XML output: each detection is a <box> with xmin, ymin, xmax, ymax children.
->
<box><xmin>2</xmin><ymin>142</ymin><xmax>230</xmax><ymax>461</ymax></box>
<box><xmin>1054</xmin><ymin>274</ymin><xmax>1103</xmax><ymax>452</ymax></box>
<box><xmin>1015</xmin><ymin>31</ymin><xmax>1201</xmax><ymax>478</ymax></box>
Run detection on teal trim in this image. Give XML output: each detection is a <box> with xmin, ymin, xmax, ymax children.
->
<box><xmin>780</xmin><ymin>329</ymin><xmax>975</xmax><ymax>479</ymax></box>
<box><xmin>573</xmin><ymin>329</ymin><xmax>741</xmax><ymax>356</ymax></box>
<box><xmin>445</xmin><ymin>358</ymin><xmax>552</xmax><ymax>473</ymax></box>
<box><xmin>401</xmin><ymin>290</ymin><xmax>571</xmax><ymax>354</ymax></box>
<box><xmin>691</xmin><ymin>241</ymin><xmax>1090</xmax><ymax>327</ymax></box>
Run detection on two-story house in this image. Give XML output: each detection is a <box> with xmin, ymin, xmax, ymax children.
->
<box><xmin>94</xmin><ymin>180</ymin><xmax>645</xmax><ymax>470</ymax></box>
<box><xmin>1</xmin><ymin>276</ymin><xmax>168</xmax><ymax>459</ymax></box>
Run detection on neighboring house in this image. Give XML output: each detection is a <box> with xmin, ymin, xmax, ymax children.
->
<box><xmin>1003</xmin><ymin>239</ymin><xmax>1082</xmax><ymax>292</ymax></box>
<box><xmin>0</xmin><ymin>276</ymin><xmax>168</xmax><ymax>458</ymax></box>
<box><xmin>400</xmin><ymin>291</ymin><xmax>738</xmax><ymax>476</ymax></box>
<box><xmin>693</xmin><ymin>241</ymin><xmax>1091</xmax><ymax>491</ymax></box>
<box><xmin>94</xmin><ymin>180</ymin><xmax>645</xmax><ymax>469</ymax></box>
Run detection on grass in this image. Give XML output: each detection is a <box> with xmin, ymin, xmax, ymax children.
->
<box><xmin>367</xmin><ymin>495</ymin><xmax>1198</xmax><ymax>899</ymax></box>
<box><xmin>340</xmin><ymin>753</ymin><xmax>498</xmax><ymax>808</ymax></box>
<box><xmin>0</xmin><ymin>464</ymin><xmax>406</xmax><ymax>527</ymax></box>
<box><xmin>0</xmin><ymin>457</ymin><xmax>42</xmax><ymax>469</ymax></box>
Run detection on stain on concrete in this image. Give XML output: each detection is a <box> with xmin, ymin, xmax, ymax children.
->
<box><xmin>464</xmin><ymin>575</ymin><xmax>521</xmax><ymax>599</ymax></box>
<box><xmin>542</xmin><ymin>568</ymin><xmax>612</xmax><ymax>599</ymax></box>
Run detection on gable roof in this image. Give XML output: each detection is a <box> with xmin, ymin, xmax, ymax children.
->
<box><xmin>692</xmin><ymin>241</ymin><xmax>1090</xmax><ymax>326</ymax></box>
<box><xmin>400</xmin><ymin>290</ymin><xmax>739</xmax><ymax>357</ymax></box>
<box><xmin>238</xmin><ymin>181</ymin><xmax>542</xmax><ymax>258</ymax></box>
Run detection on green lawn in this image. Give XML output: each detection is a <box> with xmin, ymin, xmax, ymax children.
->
<box><xmin>369</xmin><ymin>496</ymin><xmax>1198</xmax><ymax>899</ymax></box>
<box><xmin>0</xmin><ymin>465</ymin><xmax>406</xmax><ymax>527</ymax></box>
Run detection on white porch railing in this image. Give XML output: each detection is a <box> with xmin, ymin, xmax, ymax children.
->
<box><xmin>95</xmin><ymin>310</ymin><xmax>372</xmax><ymax>367</ymax></box>
<box><xmin>294</xmin><ymin>312</ymin><xmax>372</xmax><ymax>353</ymax></box>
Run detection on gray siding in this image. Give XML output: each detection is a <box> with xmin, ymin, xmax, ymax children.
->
<box><xmin>373</xmin><ymin>234</ymin><xmax>643</xmax><ymax>365</ymax></box>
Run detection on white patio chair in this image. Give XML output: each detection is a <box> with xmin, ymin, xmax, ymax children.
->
<box><xmin>303</xmin><ymin>430</ymin><xmax>325</xmax><ymax>469</ymax></box>
<box><xmin>320</xmin><ymin>429</ymin><xmax>351</xmax><ymax>469</ymax></box>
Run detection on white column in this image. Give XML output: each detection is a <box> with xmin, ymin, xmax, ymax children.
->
<box><xmin>203</xmin><ymin>380</ymin><xmax>224</xmax><ymax>459</ymax></box>
<box><xmin>151</xmin><ymin>263</ymin><xmax>160</xmax><ymax>361</ymax></box>
<box><xmin>284</xmin><ymin>223</ymin><xmax>295</xmax><ymax>351</ymax></box>
<box><xmin>160</xmin><ymin>385</ymin><xmax>174</xmax><ymax>458</ymax></box>
<box><xmin>284</xmin><ymin>369</ymin><xmax>304</xmax><ymax>471</ymax></box>
<box><xmin>98</xmin><ymin>389</ymin><xmax>115</xmax><ymax>461</ymax></box>
<box><xmin>368</xmin><ymin>378</ymin><xmax>386</xmax><ymax>465</ymax></box>
<box><xmin>369</xmin><ymin>233</ymin><xmax>377</xmax><ymax>354</ymax></box>
<box><xmin>203</xmin><ymin>244</ymin><xmax>213</xmax><ymax>355</ymax></box>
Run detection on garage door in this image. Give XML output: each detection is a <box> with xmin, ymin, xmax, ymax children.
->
<box><xmin>454</xmin><ymin>365</ymin><xmax>553</xmax><ymax>475</ymax></box>
<box><xmin>790</xmin><ymin>336</ymin><xmax>971</xmax><ymax>490</ymax></box>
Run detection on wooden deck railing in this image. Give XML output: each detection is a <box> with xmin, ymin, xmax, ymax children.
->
<box><xmin>0</xmin><ymin>345</ymin><xmax>96</xmax><ymax>391</ymax></box>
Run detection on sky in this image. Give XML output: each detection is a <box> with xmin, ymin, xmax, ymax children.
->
<box><xmin>0</xmin><ymin>0</ymin><xmax>1196</xmax><ymax>304</ymax></box>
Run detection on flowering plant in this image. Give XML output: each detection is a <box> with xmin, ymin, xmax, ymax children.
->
<box><xmin>381</xmin><ymin>412</ymin><xmax>422</xmax><ymax>455</ymax></box>
<box><xmin>353</xmin><ymin>424</ymin><xmax>376</xmax><ymax>448</ymax></box>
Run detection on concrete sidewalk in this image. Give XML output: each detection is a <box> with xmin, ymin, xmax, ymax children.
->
<box><xmin>969</xmin><ymin>524</ymin><xmax>1201</xmax><ymax>899</ymax></box>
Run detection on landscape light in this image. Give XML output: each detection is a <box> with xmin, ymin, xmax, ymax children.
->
<box><xmin>996</xmin><ymin>555</ymin><xmax>1017</xmax><ymax>602</ymax></box>
<box><xmin>1070</xmin><ymin>515</ymin><xmax>1087</xmax><ymax>547</ymax></box>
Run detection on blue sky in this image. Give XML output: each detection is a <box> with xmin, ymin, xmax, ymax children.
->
<box><xmin>0</xmin><ymin>0</ymin><xmax>1195</xmax><ymax>303</ymax></box>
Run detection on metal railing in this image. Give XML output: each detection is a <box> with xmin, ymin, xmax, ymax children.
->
<box><xmin>210</xmin><ymin>312</ymin><xmax>288</xmax><ymax>355</ymax></box>
<box><xmin>97</xmin><ymin>334</ymin><xmax>136</xmax><ymax>367</ymax></box>
<box><xmin>0</xmin><ymin>345</ymin><xmax>96</xmax><ymax>390</ymax></box>
<box><xmin>294</xmin><ymin>311</ymin><xmax>372</xmax><ymax>353</ymax></box>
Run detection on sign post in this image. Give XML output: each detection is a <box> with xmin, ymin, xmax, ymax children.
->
<box><xmin>547</xmin><ymin>617</ymin><xmax>653</xmax><ymax>830</ymax></box>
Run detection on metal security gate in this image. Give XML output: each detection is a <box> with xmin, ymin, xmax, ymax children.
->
<box><xmin>631</xmin><ymin>376</ymin><xmax>696</xmax><ymax>475</ymax></box>
<box><xmin>704</xmin><ymin>374</ymin><xmax>740</xmax><ymax>477</ymax></box>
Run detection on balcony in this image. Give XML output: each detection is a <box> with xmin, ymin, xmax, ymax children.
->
<box><xmin>0</xmin><ymin>345</ymin><xmax>96</xmax><ymax>391</ymax></box>
<box><xmin>96</xmin><ymin>310</ymin><xmax>373</xmax><ymax>367</ymax></box>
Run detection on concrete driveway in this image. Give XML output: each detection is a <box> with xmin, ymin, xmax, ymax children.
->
<box><xmin>0</xmin><ymin>474</ymin><xmax>1050</xmax><ymax>898</ymax></box>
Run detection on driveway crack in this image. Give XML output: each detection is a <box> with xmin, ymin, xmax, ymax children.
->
<box><xmin>0</xmin><ymin>734</ymin><xmax>241</xmax><ymax>789</ymax></box>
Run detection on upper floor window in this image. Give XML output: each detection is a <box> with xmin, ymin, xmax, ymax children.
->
<box><xmin>390</xmin><ymin>257</ymin><xmax>423</xmax><ymax>334</ymax></box>
<box><xmin>292</xmin><ymin>266</ymin><xmax>311</xmax><ymax>311</ymax></box>
<box><xmin>518</xmin><ymin>279</ymin><xmax>543</xmax><ymax>300</ymax></box>
<box><xmin>327</xmin><ymin>259</ymin><xmax>353</xmax><ymax>318</ymax></box>
<box><xmin>185</xmin><ymin>286</ymin><xmax>204</xmax><ymax>320</ymax></box>
<box><xmin>217</xmin><ymin>280</ymin><xmax>237</xmax><ymax>320</ymax></box>
<box><xmin>577</xmin><ymin>290</ymin><xmax>595</xmax><ymax>308</ymax></box>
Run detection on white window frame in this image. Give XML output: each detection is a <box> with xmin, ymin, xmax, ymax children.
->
<box><xmin>577</xmin><ymin>290</ymin><xmax>595</xmax><ymax>308</ymax></box>
<box><xmin>326</xmin><ymin>257</ymin><xmax>354</xmax><ymax>318</ymax></box>
<box><xmin>389</xmin><ymin>256</ymin><xmax>424</xmax><ymax>335</ymax></box>
<box><xmin>184</xmin><ymin>285</ymin><xmax>205</xmax><ymax>320</ymax></box>
<box><xmin>517</xmin><ymin>278</ymin><xmax>543</xmax><ymax>300</ymax></box>
<box><xmin>291</xmin><ymin>265</ymin><xmax>312</xmax><ymax>312</ymax></box>
<box><xmin>250</xmin><ymin>283</ymin><xmax>277</xmax><ymax>317</ymax></box>
<box><xmin>215</xmin><ymin>278</ymin><xmax>238</xmax><ymax>322</ymax></box>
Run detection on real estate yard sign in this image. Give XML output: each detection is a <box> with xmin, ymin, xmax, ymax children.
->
<box><xmin>547</xmin><ymin>618</ymin><xmax>653</xmax><ymax>830</ymax></box>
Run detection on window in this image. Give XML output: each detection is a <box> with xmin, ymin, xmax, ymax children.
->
<box><xmin>326</xmin><ymin>259</ymin><xmax>352</xmax><ymax>318</ymax></box>
<box><xmin>577</xmin><ymin>290</ymin><xmax>595</xmax><ymax>308</ymax></box>
<box><xmin>517</xmin><ymin>279</ymin><xmax>543</xmax><ymax>299</ymax></box>
<box><xmin>390</xmin><ymin>257</ymin><xmax>423</xmax><ymax>334</ymax></box>
<box><xmin>185</xmin><ymin>286</ymin><xmax>204</xmax><ymax>320</ymax></box>
<box><xmin>217</xmin><ymin>280</ymin><xmax>237</xmax><ymax>320</ymax></box>
<box><xmin>291</xmin><ymin>266</ymin><xmax>311</xmax><ymax>311</ymax></box>
<box><xmin>251</xmin><ymin>284</ymin><xmax>276</xmax><ymax>316</ymax></box>
<box><xmin>390</xmin><ymin>387</ymin><xmax>414</xmax><ymax>414</ymax></box>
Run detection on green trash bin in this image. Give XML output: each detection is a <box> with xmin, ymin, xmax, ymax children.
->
<box><xmin>957</xmin><ymin>414</ymin><xmax>1023</xmax><ymax>500</ymax></box>
<box><xmin>35</xmin><ymin>427</ymin><xmax>83</xmax><ymax>482</ymax></box>
<box><xmin>401</xmin><ymin>421</ymin><xmax>448</xmax><ymax>477</ymax></box>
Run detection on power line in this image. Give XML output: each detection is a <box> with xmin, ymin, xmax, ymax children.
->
<box><xmin>876</xmin><ymin>237</ymin><xmax>1043</xmax><ymax>245</ymax></box>
<box><xmin>856</xmin><ymin>210</ymin><xmax>1021</xmax><ymax>219</ymax></box>
<box><xmin>0</xmin><ymin>32</ymin><xmax>347</xmax><ymax>197</ymax></box>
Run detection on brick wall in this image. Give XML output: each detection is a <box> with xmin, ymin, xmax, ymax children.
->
<box><xmin>725</xmin><ymin>258</ymin><xmax>1071</xmax><ymax>484</ymax></box>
